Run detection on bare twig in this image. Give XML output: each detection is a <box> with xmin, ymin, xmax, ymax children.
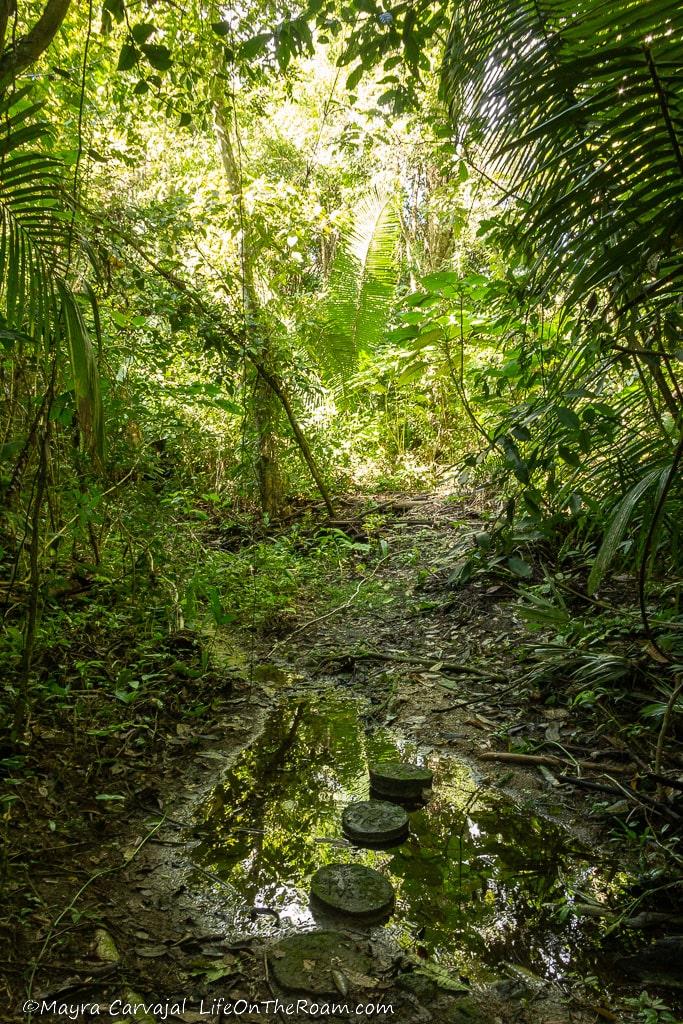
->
<box><xmin>267</xmin><ymin>553</ymin><xmax>395</xmax><ymax>656</ymax></box>
<box><xmin>349</xmin><ymin>650</ymin><xmax>507</xmax><ymax>681</ymax></box>
<box><xmin>654</xmin><ymin>675</ymin><xmax>683</xmax><ymax>797</ymax></box>
<box><xmin>561</xmin><ymin>773</ymin><xmax>681</xmax><ymax>824</ymax></box>
<box><xmin>26</xmin><ymin>815</ymin><xmax>167</xmax><ymax>1012</ymax></box>
<box><xmin>479</xmin><ymin>751</ymin><xmax>630</xmax><ymax>772</ymax></box>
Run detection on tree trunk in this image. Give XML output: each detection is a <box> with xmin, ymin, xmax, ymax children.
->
<box><xmin>0</xmin><ymin>0</ymin><xmax>72</xmax><ymax>79</ymax></box>
<box><xmin>213</xmin><ymin>89</ymin><xmax>283</xmax><ymax>517</ymax></box>
<box><xmin>252</xmin><ymin>373</ymin><xmax>283</xmax><ymax>517</ymax></box>
<box><xmin>254</xmin><ymin>364</ymin><xmax>335</xmax><ymax>516</ymax></box>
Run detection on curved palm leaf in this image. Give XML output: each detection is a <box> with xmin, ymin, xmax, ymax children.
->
<box><xmin>442</xmin><ymin>0</ymin><xmax>683</xmax><ymax>324</ymax></box>
<box><xmin>321</xmin><ymin>189</ymin><xmax>401</xmax><ymax>374</ymax></box>
<box><xmin>438</xmin><ymin>0</ymin><xmax>683</xmax><ymax>589</ymax></box>
<box><xmin>0</xmin><ymin>85</ymin><xmax>104</xmax><ymax>463</ymax></box>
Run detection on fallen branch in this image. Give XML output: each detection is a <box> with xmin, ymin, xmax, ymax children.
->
<box><xmin>560</xmin><ymin>774</ymin><xmax>681</xmax><ymax>824</ymax></box>
<box><xmin>654</xmin><ymin>675</ymin><xmax>683</xmax><ymax>797</ymax></box>
<box><xmin>478</xmin><ymin>751</ymin><xmax>630</xmax><ymax>772</ymax></box>
<box><xmin>351</xmin><ymin>651</ymin><xmax>507</xmax><ymax>681</ymax></box>
<box><xmin>557</xmin><ymin>776</ymin><xmax>627</xmax><ymax>799</ymax></box>
<box><xmin>489</xmin><ymin>768</ymin><xmax>683</xmax><ymax>826</ymax></box>
<box><xmin>646</xmin><ymin>771</ymin><xmax>683</xmax><ymax>793</ymax></box>
<box><xmin>267</xmin><ymin>554</ymin><xmax>395</xmax><ymax>657</ymax></box>
<box><xmin>432</xmin><ymin>677</ymin><xmax>528</xmax><ymax>711</ymax></box>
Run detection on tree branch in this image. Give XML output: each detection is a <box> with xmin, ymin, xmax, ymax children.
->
<box><xmin>0</xmin><ymin>0</ymin><xmax>15</xmax><ymax>55</ymax></box>
<box><xmin>0</xmin><ymin>0</ymin><xmax>71</xmax><ymax>80</ymax></box>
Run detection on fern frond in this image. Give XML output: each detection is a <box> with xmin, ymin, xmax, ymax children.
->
<box><xmin>321</xmin><ymin>189</ymin><xmax>401</xmax><ymax>373</ymax></box>
<box><xmin>0</xmin><ymin>87</ymin><xmax>105</xmax><ymax>463</ymax></box>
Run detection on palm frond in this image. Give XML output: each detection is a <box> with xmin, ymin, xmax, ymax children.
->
<box><xmin>58</xmin><ymin>284</ymin><xmax>105</xmax><ymax>464</ymax></box>
<box><xmin>321</xmin><ymin>189</ymin><xmax>401</xmax><ymax>374</ymax></box>
<box><xmin>0</xmin><ymin>85</ymin><xmax>105</xmax><ymax>462</ymax></box>
<box><xmin>438</xmin><ymin>5</ymin><xmax>683</xmax><ymax>589</ymax></box>
<box><xmin>442</xmin><ymin>0</ymin><xmax>683</xmax><ymax>321</ymax></box>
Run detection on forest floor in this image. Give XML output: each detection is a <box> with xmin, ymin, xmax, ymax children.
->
<box><xmin>3</xmin><ymin>489</ymin><xmax>682</xmax><ymax>1024</ymax></box>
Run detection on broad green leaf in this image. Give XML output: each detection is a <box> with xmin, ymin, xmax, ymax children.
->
<box><xmin>507</xmin><ymin>556</ymin><xmax>533</xmax><ymax>578</ymax></box>
<box><xmin>117</xmin><ymin>43</ymin><xmax>141</xmax><ymax>71</ymax></box>
<box><xmin>240</xmin><ymin>33</ymin><xmax>272</xmax><ymax>60</ymax></box>
<box><xmin>557</xmin><ymin>407</ymin><xmax>581</xmax><ymax>431</ymax></box>
<box><xmin>500</xmin><ymin>435</ymin><xmax>529</xmax><ymax>484</ymax></box>
<box><xmin>141</xmin><ymin>43</ymin><xmax>172</xmax><ymax>71</ymax></box>
<box><xmin>103</xmin><ymin>0</ymin><xmax>124</xmax><ymax>22</ymax></box>
<box><xmin>346</xmin><ymin>64</ymin><xmax>364</xmax><ymax>91</ymax></box>
<box><xmin>131</xmin><ymin>23</ymin><xmax>155</xmax><ymax>44</ymax></box>
<box><xmin>421</xmin><ymin>271</ymin><xmax>459</xmax><ymax>291</ymax></box>
<box><xmin>58</xmin><ymin>284</ymin><xmax>105</xmax><ymax>465</ymax></box>
<box><xmin>558</xmin><ymin>445</ymin><xmax>580</xmax><ymax>467</ymax></box>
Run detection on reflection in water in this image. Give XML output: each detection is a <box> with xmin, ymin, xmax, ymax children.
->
<box><xmin>191</xmin><ymin>694</ymin><xmax>608</xmax><ymax>983</ymax></box>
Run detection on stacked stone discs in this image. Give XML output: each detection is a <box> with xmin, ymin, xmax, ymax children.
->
<box><xmin>341</xmin><ymin>799</ymin><xmax>409</xmax><ymax>846</ymax></box>
<box><xmin>310</xmin><ymin>862</ymin><xmax>395</xmax><ymax>922</ymax></box>
<box><xmin>307</xmin><ymin>760</ymin><xmax>432</xmax><ymax>924</ymax></box>
<box><xmin>369</xmin><ymin>760</ymin><xmax>433</xmax><ymax>801</ymax></box>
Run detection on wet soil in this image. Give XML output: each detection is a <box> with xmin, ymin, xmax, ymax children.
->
<box><xmin>3</xmin><ymin>490</ymin><xmax>682</xmax><ymax>1024</ymax></box>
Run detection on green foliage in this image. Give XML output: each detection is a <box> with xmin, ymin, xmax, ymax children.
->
<box><xmin>180</xmin><ymin>519</ymin><xmax>375</xmax><ymax>635</ymax></box>
<box><xmin>387</xmin><ymin>246</ymin><xmax>683</xmax><ymax>594</ymax></box>
<box><xmin>435</xmin><ymin>0</ymin><xmax>683</xmax><ymax>582</ymax></box>
<box><xmin>442</xmin><ymin>0</ymin><xmax>683</xmax><ymax>320</ymax></box>
<box><xmin>0</xmin><ymin>84</ymin><xmax>104</xmax><ymax>462</ymax></box>
<box><xmin>623</xmin><ymin>991</ymin><xmax>678</xmax><ymax>1024</ymax></box>
<box><xmin>587</xmin><ymin>467</ymin><xmax>668</xmax><ymax>595</ymax></box>
<box><xmin>321</xmin><ymin>189</ymin><xmax>402</xmax><ymax>372</ymax></box>
<box><xmin>1</xmin><ymin>0</ymin><xmax>681</xmax><ymax>789</ymax></box>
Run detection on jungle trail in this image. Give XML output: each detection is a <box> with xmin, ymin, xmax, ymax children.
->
<box><xmin>1</xmin><ymin>2</ymin><xmax>682</xmax><ymax>1023</ymax></box>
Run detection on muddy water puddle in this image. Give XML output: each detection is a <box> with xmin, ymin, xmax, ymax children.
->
<box><xmin>189</xmin><ymin>692</ymin><xmax>622</xmax><ymax>986</ymax></box>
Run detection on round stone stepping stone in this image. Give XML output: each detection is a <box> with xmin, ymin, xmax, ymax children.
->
<box><xmin>369</xmin><ymin>761</ymin><xmax>433</xmax><ymax>800</ymax></box>
<box><xmin>342</xmin><ymin>799</ymin><xmax>409</xmax><ymax>845</ymax></box>
<box><xmin>267</xmin><ymin>930</ymin><xmax>374</xmax><ymax>995</ymax></box>
<box><xmin>310</xmin><ymin>863</ymin><xmax>394</xmax><ymax>921</ymax></box>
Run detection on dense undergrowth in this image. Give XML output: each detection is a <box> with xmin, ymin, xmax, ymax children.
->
<box><xmin>0</xmin><ymin>0</ymin><xmax>682</xmax><ymax>1017</ymax></box>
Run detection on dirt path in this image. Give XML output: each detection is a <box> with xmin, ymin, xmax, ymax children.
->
<box><xmin>5</xmin><ymin>491</ymin><xmax>680</xmax><ymax>1024</ymax></box>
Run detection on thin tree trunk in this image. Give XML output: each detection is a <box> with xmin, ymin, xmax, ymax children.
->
<box><xmin>213</xmin><ymin>86</ymin><xmax>334</xmax><ymax>517</ymax></box>
<box><xmin>12</xmin><ymin>420</ymin><xmax>49</xmax><ymax>739</ymax></box>
<box><xmin>0</xmin><ymin>0</ymin><xmax>72</xmax><ymax>79</ymax></box>
<box><xmin>213</xmin><ymin>90</ymin><xmax>283</xmax><ymax>517</ymax></box>
<box><xmin>254</xmin><ymin>364</ymin><xmax>335</xmax><ymax>516</ymax></box>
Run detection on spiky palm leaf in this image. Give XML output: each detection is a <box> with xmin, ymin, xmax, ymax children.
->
<box><xmin>321</xmin><ymin>189</ymin><xmax>401</xmax><ymax>374</ymax></box>
<box><xmin>0</xmin><ymin>84</ymin><xmax>104</xmax><ymax>462</ymax></box>
<box><xmin>441</xmin><ymin>0</ymin><xmax>683</xmax><ymax>587</ymax></box>
<box><xmin>489</xmin><ymin>309</ymin><xmax>683</xmax><ymax>582</ymax></box>
<box><xmin>442</xmin><ymin>0</ymin><xmax>683</xmax><ymax>322</ymax></box>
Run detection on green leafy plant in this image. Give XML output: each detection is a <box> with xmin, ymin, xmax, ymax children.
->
<box><xmin>0</xmin><ymin>84</ymin><xmax>104</xmax><ymax>461</ymax></box>
<box><xmin>322</xmin><ymin>189</ymin><xmax>402</xmax><ymax>372</ymax></box>
<box><xmin>623</xmin><ymin>991</ymin><xmax>678</xmax><ymax>1024</ymax></box>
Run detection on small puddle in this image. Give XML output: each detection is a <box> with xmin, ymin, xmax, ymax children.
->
<box><xmin>190</xmin><ymin>691</ymin><xmax>623</xmax><ymax>986</ymax></box>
